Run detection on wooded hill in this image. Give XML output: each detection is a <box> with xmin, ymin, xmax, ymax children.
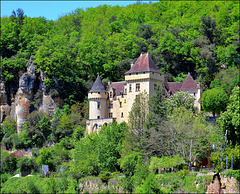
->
<box><xmin>1</xmin><ymin>1</ymin><xmax>239</xmax><ymax>105</ymax></box>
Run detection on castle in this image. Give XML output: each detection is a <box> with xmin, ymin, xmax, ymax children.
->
<box><xmin>86</xmin><ymin>53</ymin><xmax>201</xmax><ymax>134</ymax></box>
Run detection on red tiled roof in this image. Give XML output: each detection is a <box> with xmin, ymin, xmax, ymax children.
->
<box><xmin>165</xmin><ymin>82</ymin><xmax>183</xmax><ymax>95</ymax></box>
<box><xmin>107</xmin><ymin>81</ymin><xmax>126</xmax><ymax>99</ymax></box>
<box><xmin>125</xmin><ymin>53</ymin><xmax>164</xmax><ymax>75</ymax></box>
<box><xmin>180</xmin><ymin>73</ymin><xmax>197</xmax><ymax>91</ymax></box>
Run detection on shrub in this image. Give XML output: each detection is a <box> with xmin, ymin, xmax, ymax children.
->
<box><xmin>99</xmin><ymin>171</ymin><xmax>113</xmax><ymax>183</ymax></box>
<box><xmin>1</xmin><ymin>172</ymin><xmax>9</xmax><ymax>185</ymax></box>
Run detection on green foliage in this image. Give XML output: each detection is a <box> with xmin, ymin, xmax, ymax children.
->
<box><xmin>149</xmin><ymin>155</ymin><xmax>185</xmax><ymax>173</ymax></box>
<box><xmin>98</xmin><ymin>171</ymin><xmax>113</xmax><ymax>183</ymax></box>
<box><xmin>1</xmin><ymin>175</ymin><xmax>78</xmax><ymax>193</ymax></box>
<box><xmin>97</xmin><ymin>122</ymin><xmax>127</xmax><ymax>172</ymax></box>
<box><xmin>211</xmin><ymin>144</ymin><xmax>240</xmax><ymax>170</ymax></box>
<box><xmin>135</xmin><ymin>173</ymin><xmax>162</xmax><ymax>194</ymax></box>
<box><xmin>17</xmin><ymin>156</ymin><xmax>38</xmax><ymax>176</ymax></box>
<box><xmin>120</xmin><ymin>152</ymin><xmax>142</xmax><ymax>177</ymax></box>
<box><xmin>223</xmin><ymin>170</ymin><xmax>240</xmax><ymax>180</ymax></box>
<box><xmin>1</xmin><ymin>120</ymin><xmax>17</xmax><ymax>150</ymax></box>
<box><xmin>217</xmin><ymin>86</ymin><xmax>240</xmax><ymax>146</ymax></box>
<box><xmin>128</xmin><ymin>92</ymin><xmax>149</xmax><ymax>136</ymax></box>
<box><xmin>1</xmin><ymin>1</ymin><xmax>239</xmax><ymax>105</ymax></box>
<box><xmin>148</xmin><ymin>87</ymin><xmax>167</xmax><ymax>127</ymax></box>
<box><xmin>201</xmin><ymin>87</ymin><xmax>228</xmax><ymax>117</ymax></box>
<box><xmin>1</xmin><ymin>172</ymin><xmax>10</xmax><ymax>186</ymax></box>
<box><xmin>36</xmin><ymin>142</ymin><xmax>70</xmax><ymax>172</ymax></box>
<box><xmin>210</xmin><ymin>67</ymin><xmax>240</xmax><ymax>95</ymax></box>
<box><xmin>165</xmin><ymin>91</ymin><xmax>197</xmax><ymax>115</ymax></box>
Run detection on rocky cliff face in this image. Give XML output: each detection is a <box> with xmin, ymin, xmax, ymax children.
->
<box><xmin>1</xmin><ymin>56</ymin><xmax>62</xmax><ymax>134</ymax></box>
<box><xmin>15</xmin><ymin>57</ymin><xmax>36</xmax><ymax>134</ymax></box>
<box><xmin>0</xmin><ymin>78</ymin><xmax>10</xmax><ymax>122</ymax></box>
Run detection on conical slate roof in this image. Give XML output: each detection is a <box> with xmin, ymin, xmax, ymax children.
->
<box><xmin>89</xmin><ymin>75</ymin><xmax>106</xmax><ymax>93</ymax></box>
<box><xmin>125</xmin><ymin>53</ymin><xmax>164</xmax><ymax>75</ymax></box>
<box><xmin>180</xmin><ymin>72</ymin><xmax>197</xmax><ymax>91</ymax></box>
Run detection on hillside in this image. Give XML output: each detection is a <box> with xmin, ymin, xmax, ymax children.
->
<box><xmin>1</xmin><ymin>1</ymin><xmax>239</xmax><ymax>105</ymax></box>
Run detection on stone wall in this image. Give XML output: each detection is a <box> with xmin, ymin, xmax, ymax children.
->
<box><xmin>79</xmin><ymin>178</ymin><xmax>124</xmax><ymax>193</ymax></box>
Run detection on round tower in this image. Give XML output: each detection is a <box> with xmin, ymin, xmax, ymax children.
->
<box><xmin>88</xmin><ymin>75</ymin><xmax>108</xmax><ymax>120</ymax></box>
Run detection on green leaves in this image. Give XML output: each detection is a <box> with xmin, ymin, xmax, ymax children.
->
<box><xmin>201</xmin><ymin>88</ymin><xmax>228</xmax><ymax>116</ymax></box>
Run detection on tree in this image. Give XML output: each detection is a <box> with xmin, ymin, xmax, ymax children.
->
<box><xmin>128</xmin><ymin>92</ymin><xmax>149</xmax><ymax>136</ymax></box>
<box><xmin>97</xmin><ymin>122</ymin><xmax>127</xmax><ymax>172</ymax></box>
<box><xmin>201</xmin><ymin>88</ymin><xmax>228</xmax><ymax>119</ymax></box>
<box><xmin>217</xmin><ymin>86</ymin><xmax>240</xmax><ymax>146</ymax></box>
<box><xmin>148</xmin><ymin>86</ymin><xmax>167</xmax><ymax>127</ymax></box>
<box><xmin>165</xmin><ymin>91</ymin><xmax>197</xmax><ymax>115</ymax></box>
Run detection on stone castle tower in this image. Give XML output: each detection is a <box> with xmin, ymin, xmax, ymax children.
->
<box><xmin>86</xmin><ymin>53</ymin><xmax>201</xmax><ymax>134</ymax></box>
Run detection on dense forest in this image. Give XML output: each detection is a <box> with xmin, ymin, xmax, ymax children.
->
<box><xmin>0</xmin><ymin>1</ymin><xmax>239</xmax><ymax>193</ymax></box>
<box><xmin>1</xmin><ymin>1</ymin><xmax>239</xmax><ymax>104</ymax></box>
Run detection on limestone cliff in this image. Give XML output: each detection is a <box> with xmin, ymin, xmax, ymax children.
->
<box><xmin>0</xmin><ymin>77</ymin><xmax>10</xmax><ymax>122</ymax></box>
<box><xmin>1</xmin><ymin>56</ymin><xmax>62</xmax><ymax>135</ymax></box>
<box><xmin>15</xmin><ymin>57</ymin><xmax>36</xmax><ymax>134</ymax></box>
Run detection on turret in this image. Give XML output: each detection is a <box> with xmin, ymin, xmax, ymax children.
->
<box><xmin>88</xmin><ymin>75</ymin><xmax>108</xmax><ymax>119</ymax></box>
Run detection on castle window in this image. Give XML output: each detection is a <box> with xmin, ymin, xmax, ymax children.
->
<box><xmin>109</xmin><ymin>113</ymin><xmax>113</xmax><ymax>118</ymax></box>
<box><xmin>121</xmin><ymin>112</ymin><xmax>124</xmax><ymax>118</ymax></box>
<box><xmin>98</xmin><ymin>92</ymin><xmax>100</xmax><ymax>94</ymax></box>
<box><xmin>124</xmin><ymin>99</ymin><xmax>126</xmax><ymax>103</ymax></box>
<box><xmin>194</xmin><ymin>93</ymin><xmax>196</xmax><ymax>96</ymax></box>
<box><xmin>97</xmin><ymin>102</ymin><xmax>100</xmax><ymax>109</ymax></box>
<box><xmin>125</xmin><ymin>88</ymin><xmax>127</xmax><ymax>94</ymax></box>
<box><xmin>96</xmin><ymin>124</ymin><xmax>98</xmax><ymax>129</ymax></box>
<box><xmin>136</xmin><ymin>83</ymin><xmax>140</xmax><ymax>91</ymax></box>
<box><xmin>97</xmin><ymin>116</ymin><xmax>100</xmax><ymax>119</ymax></box>
<box><xmin>110</xmin><ymin>101</ymin><xmax>113</xmax><ymax>109</ymax></box>
<box><xmin>120</xmin><ymin>102</ymin><xmax>122</xmax><ymax>108</ymax></box>
<box><xmin>129</xmin><ymin>84</ymin><xmax>132</xmax><ymax>92</ymax></box>
<box><xmin>110</xmin><ymin>92</ymin><xmax>112</xmax><ymax>98</ymax></box>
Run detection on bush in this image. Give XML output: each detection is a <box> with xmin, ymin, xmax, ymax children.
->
<box><xmin>135</xmin><ymin>173</ymin><xmax>162</xmax><ymax>193</ymax></box>
<box><xmin>1</xmin><ymin>172</ymin><xmax>10</xmax><ymax>185</ymax></box>
<box><xmin>17</xmin><ymin>156</ymin><xmax>38</xmax><ymax>176</ymax></box>
<box><xmin>99</xmin><ymin>171</ymin><xmax>113</xmax><ymax>183</ymax></box>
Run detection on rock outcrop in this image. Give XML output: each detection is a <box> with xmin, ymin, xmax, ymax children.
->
<box><xmin>38</xmin><ymin>69</ymin><xmax>58</xmax><ymax>117</ymax></box>
<box><xmin>15</xmin><ymin>57</ymin><xmax>36</xmax><ymax>134</ymax></box>
<box><xmin>1</xmin><ymin>56</ymin><xmax>63</xmax><ymax>135</ymax></box>
<box><xmin>206</xmin><ymin>172</ymin><xmax>239</xmax><ymax>194</ymax></box>
<box><xmin>0</xmin><ymin>77</ymin><xmax>10</xmax><ymax>122</ymax></box>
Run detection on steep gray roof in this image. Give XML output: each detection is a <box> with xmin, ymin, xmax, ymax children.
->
<box><xmin>89</xmin><ymin>75</ymin><xmax>106</xmax><ymax>93</ymax></box>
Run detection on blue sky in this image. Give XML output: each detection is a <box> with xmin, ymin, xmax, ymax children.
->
<box><xmin>1</xmin><ymin>1</ymin><xmax>153</xmax><ymax>21</ymax></box>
